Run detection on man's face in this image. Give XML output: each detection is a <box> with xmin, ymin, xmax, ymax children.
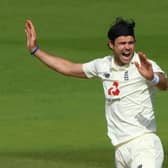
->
<box><xmin>109</xmin><ymin>36</ymin><xmax>135</xmax><ymax>66</ymax></box>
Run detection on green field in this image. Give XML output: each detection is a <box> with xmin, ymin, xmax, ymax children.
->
<box><xmin>0</xmin><ymin>0</ymin><xmax>167</xmax><ymax>167</ymax></box>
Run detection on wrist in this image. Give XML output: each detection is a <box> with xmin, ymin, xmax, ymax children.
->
<box><xmin>150</xmin><ymin>73</ymin><xmax>160</xmax><ymax>85</ymax></box>
<box><xmin>30</xmin><ymin>45</ymin><xmax>39</xmax><ymax>55</ymax></box>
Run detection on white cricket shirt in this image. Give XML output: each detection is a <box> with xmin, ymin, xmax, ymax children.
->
<box><xmin>83</xmin><ymin>52</ymin><xmax>164</xmax><ymax>146</ymax></box>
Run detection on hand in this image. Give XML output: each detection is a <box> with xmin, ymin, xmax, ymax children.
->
<box><xmin>25</xmin><ymin>20</ymin><xmax>37</xmax><ymax>52</ymax></box>
<box><xmin>134</xmin><ymin>52</ymin><xmax>154</xmax><ymax>80</ymax></box>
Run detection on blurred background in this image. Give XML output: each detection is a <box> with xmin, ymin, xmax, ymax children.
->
<box><xmin>0</xmin><ymin>0</ymin><xmax>167</xmax><ymax>167</ymax></box>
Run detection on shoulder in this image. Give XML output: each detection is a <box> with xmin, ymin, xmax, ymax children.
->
<box><xmin>82</xmin><ymin>55</ymin><xmax>113</xmax><ymax>78</ymax></box>
<box><xmin>84</xmin><ymin>55</ymin><xmax>112</xmax><ymax>68</ymax></box>
<box><xmin>93</xmin><ymin>55</ymin><xmax>113</xmax><ymax>72</ymax></box>
<box><xmin>92</xmin><ymin>55</ymin><xmax>112</xmax><ymax>63</ymax></box>
<box><xmin>148</xmin><ymin>59</ymin><xmax>164</xmax><ymax>73</ymax></box>
<box><xmin>95</xmin><ymin>55</ymin><xmax>112</xmax><ymax>65</ymax></box>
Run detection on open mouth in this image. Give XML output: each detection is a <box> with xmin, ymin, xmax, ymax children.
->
<box><xmin>122</xmin><ymin>51</ymin><xmax>131</xmax><ymax>57</ymax></box>
<box><xmin>120</xmin><ymin>51</ymin><xmax>133</xmax><ymax>63</ymax></box>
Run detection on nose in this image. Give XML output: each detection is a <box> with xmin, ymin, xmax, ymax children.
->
<box><xmin>125</xmin><ymin>43</ymin><xmax>131</xmax><ymax>50</ymax></box>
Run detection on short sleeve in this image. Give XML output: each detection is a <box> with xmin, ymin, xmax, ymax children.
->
<box><xmin>82</xmin><ymin>59</ymin><xmax>99</xmax><ymax>78</ymax></box>
<box><xmin>82</xmin><ymin>56</ymin><xmax>112</xmax><ymax>78</ymax></box>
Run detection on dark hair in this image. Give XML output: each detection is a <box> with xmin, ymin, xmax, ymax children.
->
<box><xmin>107</xmin><ymin>17</ymin><xmax>135</xmax><ymax>42</ymax></box>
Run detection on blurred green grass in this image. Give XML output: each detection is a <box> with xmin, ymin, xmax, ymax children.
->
<box><xmin>0</xmin><ymin>0</ymin><xmax>167</xmax><ymax>167</ymax></box>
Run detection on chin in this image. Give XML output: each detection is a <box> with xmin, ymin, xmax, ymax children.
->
<box><xmin>121</xmin><ymin>56</ymin><xmax>133</xmax><ymax>64</ymax></box>
<box><xmin>120</xmin><ymin>59</ymin><xmax>131</xmax><ymax>65</ymax></box>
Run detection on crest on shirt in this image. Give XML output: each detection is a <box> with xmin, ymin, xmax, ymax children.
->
<box><xmin>137</xmin><ymin>164</ymin><xmax>142</xmax><ymax>168</ymax></box>
<box><xmin>124</xmin><ymin>71</ymin><xmax>129</xmax><ymax>80</ymax></box>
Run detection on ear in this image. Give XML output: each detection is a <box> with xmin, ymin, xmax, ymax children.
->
<box><xmin>108</xmin><ymin>40</ymin><xmax>114</xmax><ymax>49</ymax></box>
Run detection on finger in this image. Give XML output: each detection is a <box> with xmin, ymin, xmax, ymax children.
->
<box><xmin>25</xmin><ymin>20</ymin><xmax>31</xmax><ymax>31</ymax></box>
<box><xmin>26</xmin><ymin>20</ymin><xmax>36</xmax><ymax>34</ymax></box>
<box><xmin>25</xmin><ymin>22</ymin><xmax>31</xmax><ymax>37</ymax></box>
<box><xmin>25</xmin><ymin>25</ymin><xmax>32</xmax><ymax>39</ymax></box>
<box><xmin>134</xmin><ymin>61</ymin><xmax>140</xmax><ymax>69</ymax></box>
<box><xmin>26</xmin><ymin>20</ymin><xmax>33</xmax><ymax>28</ymax></box>
<box><xmin>138</xmin><ymin>52</ymin><xmax>147</xmax><ymax>63</ymax></box>
<box><xmin>138</xmin><ymin>52</ymin><xmax>151</xmax><ymax>66</ymax></box>
<box><xmin>24</xmin><ymin>29</ymin><xmax>28</xmax><ymax>38</ymax></box>
<box><xmin>25</xmin><ymin>20</ymin><xmax>37</xmax><ymax>40</ymax></box>
<box><xmin>24</xmin><ymin>25</ymin><xmax>30</xmax><ymax>39</ymax></box>
<box><xmin>27</xmin><ymin>21</ymin><xmax>32</xmax><ymax>29</ymax></box>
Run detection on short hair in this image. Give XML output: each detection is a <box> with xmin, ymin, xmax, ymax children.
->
<box><xmin>107</xmin><ymin>17</ymin><xmax>135</xmax><ymax>42</ymax></box>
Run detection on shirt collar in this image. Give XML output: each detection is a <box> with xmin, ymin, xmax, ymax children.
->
<box><xmin>111</xmin><ymin>52</ymin><xmax>139</xmax><ymax>71</ymax></box>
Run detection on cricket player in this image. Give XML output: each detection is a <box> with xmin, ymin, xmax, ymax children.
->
<box><xmin>25</xmin><ymin>17</ymin><xmax>168</xmax><ymax>168</ymax></box>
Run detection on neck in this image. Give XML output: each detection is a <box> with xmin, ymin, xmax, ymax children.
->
<box><xmin>114</xmin><ymin>57</ymin><xmax>128</xmax><ymax>66</ymax></box>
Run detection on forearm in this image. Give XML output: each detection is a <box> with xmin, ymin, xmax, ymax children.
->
<box><xmin>32</xmin><ymin>48</ymin><xmax>86</xmax><ymax>78</ymax></box>
<box><xmin>34</xmin><ymin>48</ymin><xmax>72</xmax><ymax>74</ymax></box>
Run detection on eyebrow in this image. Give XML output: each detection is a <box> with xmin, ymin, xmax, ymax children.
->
<box><xmin>118</xmin><ymin>41</ymin><xmax>135</xmax><ymax>44</ymax></box>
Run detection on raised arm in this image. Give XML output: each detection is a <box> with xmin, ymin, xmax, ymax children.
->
<box><xmin>134</xmin><ymin>52</ymin><xmax>168</xmax><ymax>90</ymax></box>
<box><xmin>25</xmin><ymin>20</ymin><xmax>87</xmax><ymax>78</ymax></box>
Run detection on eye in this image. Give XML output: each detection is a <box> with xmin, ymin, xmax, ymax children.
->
<box><xmin>119</xmin><ymin>42</ymin><xmax>126</xmax><ymax>45</ymax></box>
<box><xmin>128</xmin><ymin>41</ymin><xmax>135</xmax><ymax>45</ymax></box>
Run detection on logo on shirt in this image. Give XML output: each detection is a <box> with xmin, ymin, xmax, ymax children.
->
<box><xmin>108</xmin><ymin>81</ymin><xmax>120</xmax><ymax>96</ymax></box>
<box><xmin>104</xmin><ymin>73</ymin><xmax>110</xmax><ymax>78</ymax></box>
<box><xmin>137</xmin><ymin>164</ymin><xmax>142</xmax><ymax>168</ymax></box>
<box><xmin>124</xmin><ymin>71</ymin><xmax>129</xmax><ymax>80</ymax></box>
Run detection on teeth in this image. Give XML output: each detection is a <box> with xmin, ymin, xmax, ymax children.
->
<box><xmin>124</xmin><ymin>51</ymin><xmax>130</xmax><ymax>55</ymax></box>
<box><xmin>122</xmin><ymin>51</ymin><xmax>130</xmax><ymax>56</ymax></box>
